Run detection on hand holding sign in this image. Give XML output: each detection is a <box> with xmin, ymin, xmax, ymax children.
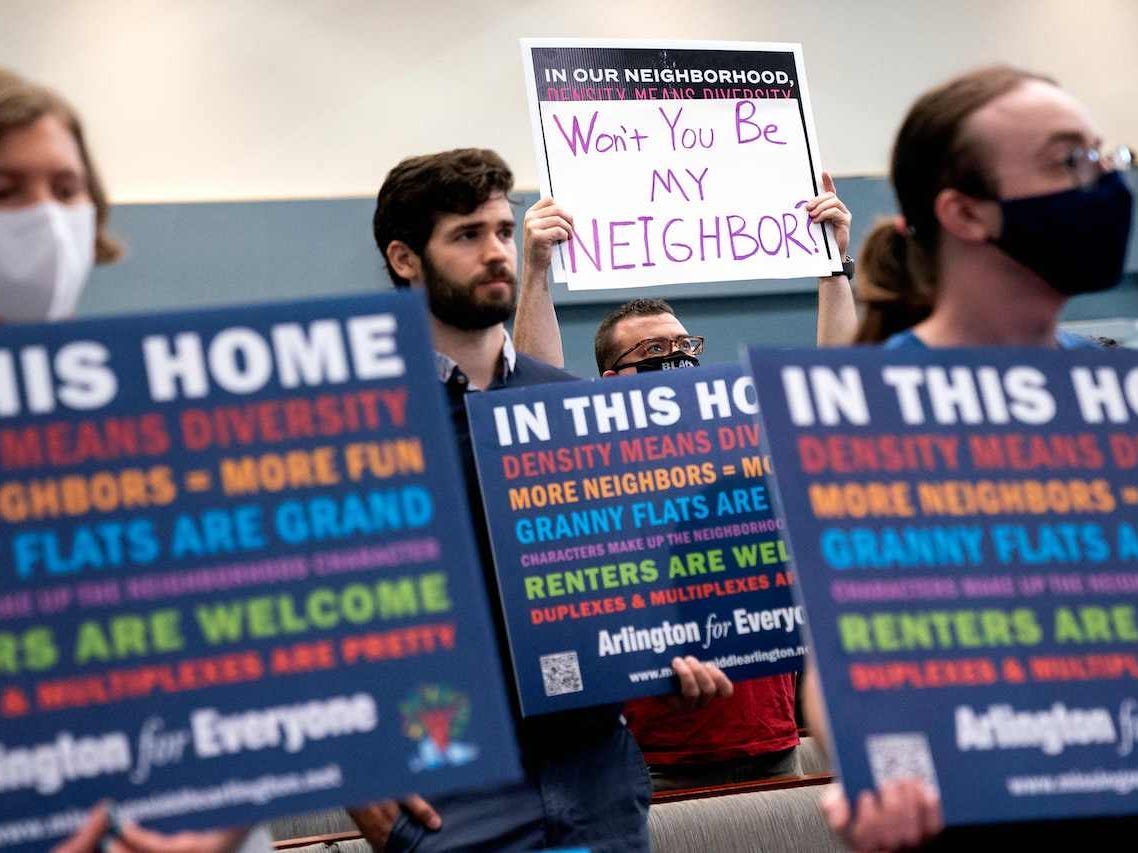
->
<box><xmin>806</xmin><ymin>172</ymin><xmax>850</xmax><ymax>259</ymax></box>
<box><xmin>347</xmin><ymin>796</ymin><xmax>442</xmax><ymax>850</ymax></box>
<box><xmin>51</xmin><ymin>806</ymin><xmax>249</xmax><ymax>853</ymax></box>
<box><xmin>523</xmin><ymin>198</ymin><xmax>575</xmax><ymax>275</ymax></box>
<box><xmin>669</xmin><ymin>655</ymin><xmax>734</xmax><ymax>710</ymax></box>
<box><xmin>820</xmin><ymin>780</ymin><xmax>943</xmax><ymax>852</ymax></box>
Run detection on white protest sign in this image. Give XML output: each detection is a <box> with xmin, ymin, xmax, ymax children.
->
<box><xmin>521</xmin><ymin>39</ymin><xmax>841</xmax><ymax>291</ymax></box>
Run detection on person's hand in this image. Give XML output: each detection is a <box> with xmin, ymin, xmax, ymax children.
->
<box><xmin>806</xmin><ymin>172</ymin><xmax>852</xmax><ymax>259</ymax></box>
<box><xmin>52</xmin><ymin>806</ymin><xmax>249</xmax><ymax>853</ymax></box>
<box><xmin>347</xmin><ymin>795</ymin><xmax>441</xmax><ymax>848</ymax></box>
<box><xmin>668</xmin><ymin>655</ymin><xmax>733</xmax><ymax>710</ymax></box>
<box><xmin>820</xmin><ymin>779</ymin><xmax>943</xmax><ymax>851</ymax></box>
<box><xmin>523</xmin><ymin>197</ymin><xmax>574</xmax><ymax>279</ymax></box>
<box><xmin>110</xmin><ymin>825</ymin><xmax>248</xmax><ymax>853</ymax></box>
<box><xmin>51</xmin><ymin>804</ymin><xmax>109</xmax><ymax>853</ymax></box>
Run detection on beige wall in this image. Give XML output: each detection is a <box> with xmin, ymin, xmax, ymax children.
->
<box><xmin>5</xmin><ymin>0</ymin><xmax>1136</xmax><ymax>202</ymax></box>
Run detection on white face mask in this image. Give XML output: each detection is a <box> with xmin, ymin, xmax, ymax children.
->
<box><xmin>0</xmin><ymin>202</ymin><xmax>95</xmax><ymax>322</ymax></box>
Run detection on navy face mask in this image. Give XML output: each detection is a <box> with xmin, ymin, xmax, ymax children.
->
<box><xmin>994</xmin><ymin>171</ymin><xmax>1134</xmax><ymax>297</ymax></box>
<box><xmin>630</xmin><ymin>354</ymin><xmax>700</xmax><ymax>373</ymax></box>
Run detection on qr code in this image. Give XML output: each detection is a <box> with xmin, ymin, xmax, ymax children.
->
<box><xmin>865</xmin><ymin>733</ymin><xmax>940</xmax><ymax>794</ymax></box>
<box><xmin>540</xmin><ymin>651</ymin><xmax>583</xmax><ymax>697</ymax></box>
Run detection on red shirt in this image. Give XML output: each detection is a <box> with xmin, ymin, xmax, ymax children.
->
<box><xmin>624</xmin><ymin>674</ymin><xmax>799</xmax><ymax>765</ymax></box>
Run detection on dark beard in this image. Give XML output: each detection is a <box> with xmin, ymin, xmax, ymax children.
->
<box><xmin>423</xmin><ymin>256</ymin><xmax>516</xmax><ymax>331</ymax></box>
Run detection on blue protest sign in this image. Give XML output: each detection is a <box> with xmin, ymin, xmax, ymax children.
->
<box><xmin>746</xmin><ymin>345</ymin><xmax>1138</xmax><ymax>826</ymax></box>
<box><xmin>0</xmin><ymin>292</ymin><xmax>519</xmax><ymax>847</ymax></box>
<box><xmin>466</xmin><ymin>364</ymin><xmax>805</xmax><ymax>716</ymax></box>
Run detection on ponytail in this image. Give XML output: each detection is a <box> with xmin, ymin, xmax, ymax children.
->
<box><xmin>853</xmin><ymin>218</ymin><xmax>934</xmax><ymax>344</ymax></box>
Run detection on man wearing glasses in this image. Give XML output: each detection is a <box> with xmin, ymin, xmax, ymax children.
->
<box><xmin>590</xmin><ymin>297</ymin><xmax>805</xmax><ymax>789</ymax></box>
<box><xmin>511</xmin><ymin>178</ymin><xmax>855</xmax><ymax>793</ymax></box>
<box><xmin>595</xmin><ymin>301</ymin><xmax>705</xmax><ymax>375</ymax></box>
<box><xmin>808</xmin><ymin>70</ymin><xmax>1137</xmax><ymax>850</ymax></box>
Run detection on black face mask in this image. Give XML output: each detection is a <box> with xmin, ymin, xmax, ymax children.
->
<box><xmin>994</xmin><ymin>171</ymin><xmax>1134</xmax><ymax>297</ymax></box>
<box><xmin>628</xmin><ymin>354</ymin><xmax>700</xmax><ymax>373</ymax></box>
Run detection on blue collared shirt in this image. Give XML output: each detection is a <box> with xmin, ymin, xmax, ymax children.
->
<box><xmin>434</xmin><ymin>331</ymin><xmax>518</xmax><ymax>388</ymax></box>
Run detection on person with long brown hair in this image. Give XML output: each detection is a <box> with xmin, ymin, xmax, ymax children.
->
<box><xmin>0</xmin><ymin>68</ymin><xmax>266</xmax><ymax>853</ymax></box>
<box><xmin>856</xmin><ymin>66</ymin><xmax>1132</xmax><ymax>349</ymax></box>
<box><xmin>809</xmin><ymin>64</ymin><xmax>1135</xmax><ymax>850</ymax></box>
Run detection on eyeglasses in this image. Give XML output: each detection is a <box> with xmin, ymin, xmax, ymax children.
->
<box><xmin>1065</xmin><ymin>144</ymin><xmax>1134</xmax><ymax>189</ymax></box>
<box><xmin>610</xmin><ymin>335</ymin><xmax>704</xmax><ymax>370</ymax></box>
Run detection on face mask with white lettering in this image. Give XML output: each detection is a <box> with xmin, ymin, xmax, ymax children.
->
<box><xmin>631</xmin><ymin>354</ymin><xmax>700</xmax><ymax>373</ymax></box>
<box><xmin>0</xmin><ymin>202</ymin><xmax>95</xmax><ymax>323</ymax></box>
